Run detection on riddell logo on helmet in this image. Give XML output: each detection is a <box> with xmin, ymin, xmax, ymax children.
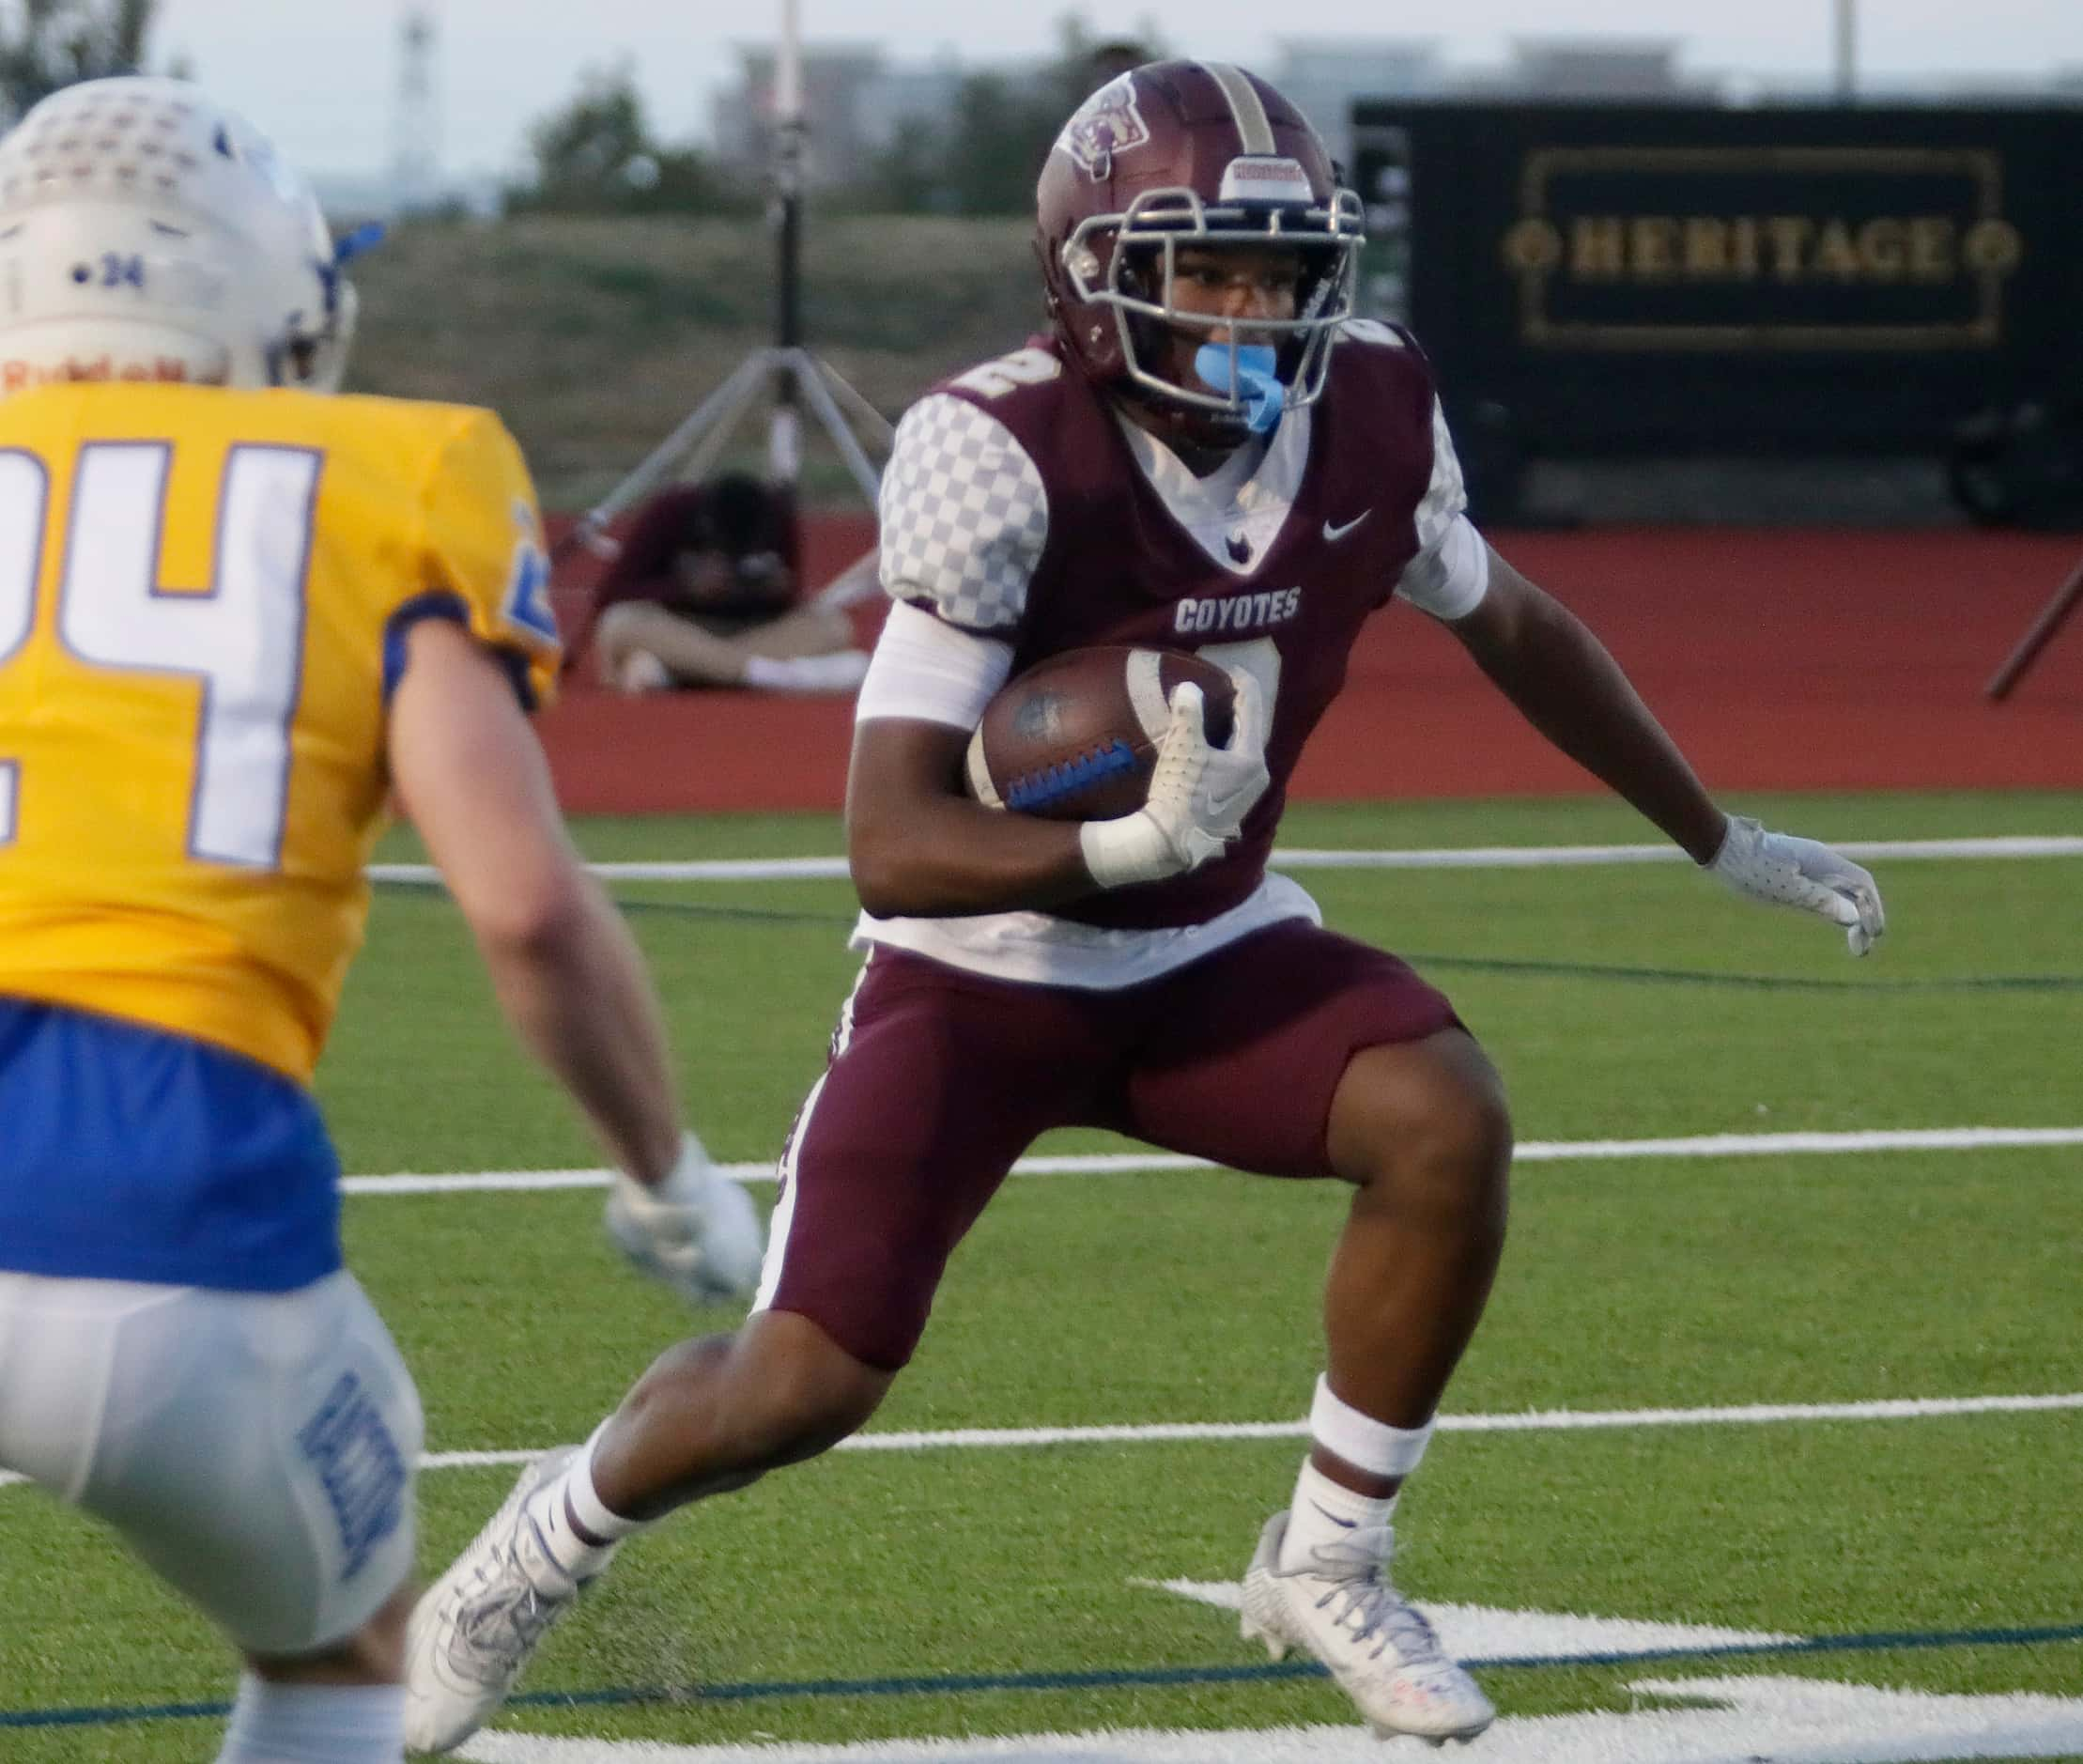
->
<box><xmin>1218</xmin><ymin>158</ymin><xmax>1314</xmax><ymax>204</ymax></box>
<box><xmin>0</xmin><ymin>356</ymin><xmax>223</xmax><ymax>391</ymax></box>
<box><xmin>1056</xmin><ymin>74</ymin><xmax>1150</xmax><ymax>177</ymax></box>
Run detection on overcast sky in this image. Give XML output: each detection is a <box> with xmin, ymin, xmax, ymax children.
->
<box><xmin>153</xmin><ymin>1</ymin><xmax>2080</xmax><ymax>179</ymax></box>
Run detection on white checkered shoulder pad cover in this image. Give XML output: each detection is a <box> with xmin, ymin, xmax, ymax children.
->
<box><xmin>877</xmin><ymin>394</ymin><xmax>1049</xmax><ymax>634</ymax></box>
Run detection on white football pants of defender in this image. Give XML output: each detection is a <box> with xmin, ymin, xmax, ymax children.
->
<box><xmin>0</xmin><ymin>1268</ymin><xmax>423</xmax><ymax>1655</ymax></box>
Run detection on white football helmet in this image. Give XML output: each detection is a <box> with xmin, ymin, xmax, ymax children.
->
<box><xmin>0</xmin><ymin>77</ymin><xmax>356</xmax><ymax>395</ymax></box>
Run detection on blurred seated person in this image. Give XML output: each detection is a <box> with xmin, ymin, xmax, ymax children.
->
<box><xmin>587</xmin><ymin>472</ymin><xmax>871</xmax><ymax>694</ymax></box>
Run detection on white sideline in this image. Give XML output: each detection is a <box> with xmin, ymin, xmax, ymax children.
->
<box><xmin>823</xmin><ymin>1391</ymin><xmax>2083</xmax><ymax>1454</ymax></box>
<box><xmin>343</xmin><ymin>1124</ymin><xmax>2083</xmax><ymax>1195</ymax></box>
<box><xmin>8</xmin><ymin>1392</ymin><xmax>2075</xmax><ymax>1491</ymax></box>
<box><xmin>365</xmin><ymin>832</ymin><xmax>2083</xmax><ymax>888</ymax></box>
<box><xmin>447</xmin><ymin>1679</ymin><xmax>2083</xmax><ymax>1762</ymax></box>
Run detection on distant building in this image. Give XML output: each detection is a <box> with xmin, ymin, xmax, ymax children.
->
<box><xmin>713</xmin><ymin>43</ymin><xmax>1067</xmax><ymax>190</ymax></box>
<box><xmin>713</xmin><ymin>43</ymin><xmax>891</xmax><ymax>189</ymax></box>
<box><xmin>854</xmin><ymin>58</ymin><xmax>967</xmax><ymax>161</ymax></box>
<box><xmin>1467</xmin><ymin>39</ymin><xmax>1720</xmax><ymax>101</ymax></box>
<box><xmin>713</xmin><ymin>43</ymin><xmax>882</xmax><ymax>187</ymax></box>
<box><xmin>1274</xmin><ymin>39</ymin><xmax>1443</xmax><ymax>170</ymax></box>
<box><xmin>704</xmin><ymin>39</ymin><xmax>2082</xmax><ymax>197</ymax></box>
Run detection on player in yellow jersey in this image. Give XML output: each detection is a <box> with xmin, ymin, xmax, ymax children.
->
<box><xmin>0</xmin><ymin>77</ymin><xmax>763</xmax><ymax>1764</ymax></box>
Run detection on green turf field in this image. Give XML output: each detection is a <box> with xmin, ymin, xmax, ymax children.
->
<box><xmin>4</xmin><ymin>792</ymin><xmax>2079</xmax><ymax>1761</ymax></box>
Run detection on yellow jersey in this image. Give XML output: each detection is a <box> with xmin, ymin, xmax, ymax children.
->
<box><xmin>0</xmin><ymin>382</ymin><xmax>560</xmax><ymax>1083</ymax></box>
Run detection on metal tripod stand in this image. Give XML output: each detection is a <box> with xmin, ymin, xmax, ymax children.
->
<box><xmin>548</xmin><ymin>345</ymin><xmax>891</xmax><ymax>576</ymax></box>
<box><xmin>551</xmin><ymin>0</ymin><xmax>891</xmax><ymax>608</ymax></box>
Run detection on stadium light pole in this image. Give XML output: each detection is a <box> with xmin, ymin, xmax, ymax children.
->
<box><xmin>770</xmin><ymin>0</ymin><xmax>807</xmax><ymax>489</ymax></box>
<box><xmin>1833</xmin><ymin>0</ymin><xmax>1858</xmax><ymax>100</ymax></box>
<box><xmin>548</xmin><ymin>0</ymin><xmax>891</xmax><ymax>615</ymax></box>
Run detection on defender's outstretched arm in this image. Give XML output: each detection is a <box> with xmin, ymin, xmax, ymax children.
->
<box><xmin>387</xmin><ymin>617</ymin><xmax>684</xmax><ymax>1183</ymax></box>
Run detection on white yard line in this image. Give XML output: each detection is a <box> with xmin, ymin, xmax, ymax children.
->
<box><xmin>827</xmin><ymin>1392</ymin><xmax>2083</xmax><ymax>1452</ymax></box>
<box><xmin>14</xmin><ymin>1125</ymin><xmax>2078</xmax><ymax>1497</ymax></box>
<box><xmin>366</xmin><ymin>833</ymin><xmax>2083</xmax><ymax>889</ymax></box>
<box><xmin>5</xmin><ymin>1393</ymin><xmax>2077</xmax><ymax>1493</ymax></box>
<box><xmin>344</xmin><ymin>1124</ymin><xmax>2083</xmax><ymax>1195</ymax></box>
<box><xmin>1273</xmin><ymin>835</ymin><xmax>2083</xmax><ymax>870</ymax></box>
<box><xmin>450</xmin><ymin>1679</ymin><xmax>2083</xmax><ymax>1764</ymax></box>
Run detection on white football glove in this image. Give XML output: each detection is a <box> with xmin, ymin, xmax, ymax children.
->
<box><xmin>1707</xmin><ymin>813</ymin><xmax>1887</xmax><ymax>956</ymax></box>
<box><xmin>1080</xmin><ymin>673</ymin><xmax>1272</xmax><ymax>890</ymax></box>
<box><xmin>603</xmin><ymin>1132</ymin><xmax>765</xmax><ymax>1305</ymax></box>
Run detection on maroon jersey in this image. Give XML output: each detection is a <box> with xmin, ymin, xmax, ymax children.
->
<box><xmin>876</xmin><ymin>322</ymin><xmax>1466</xmax><ymax>930</ymax></box>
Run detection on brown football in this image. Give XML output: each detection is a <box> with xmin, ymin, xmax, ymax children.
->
<box><xmin>964</xmin><ymin>645</ymin><xmax>1237</xmax><ymax>820</ymax></box>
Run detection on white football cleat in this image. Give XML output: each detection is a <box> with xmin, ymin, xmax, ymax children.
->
<box><xmin>605</xmin><ymin>1134</ymin><xmax>765</xmax><ymax>1306</ymax></box>
<box><xmin>404</xmin><ymin>1449</ymin><xmax>603</xmax><ymax>1755</ymax></box>
<box><xmin>1240</xmin><ymin>1510</ymin><xmax>1494</xmax><ymax>1746</ymax></box>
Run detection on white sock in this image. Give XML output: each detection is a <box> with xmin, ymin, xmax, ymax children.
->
<box><xmin>216</xmin><ymin>1674</ymin><xmax>404</xmax><ymax>1763</ymax></box>
<box><xmin>1279</xmin><ymin>1459</ymin><xmax>1398</xmax><ymax>1574</ymax></box>
<box><xmin>1308</xmin><ymin>1374</ymin><xmax>1434</xmax><ymax>1479</ymax></box>
<box><xmin>523</xmin><ymin>1426</ymin><xmax>648</xmax><ymax>1583</ymax></box>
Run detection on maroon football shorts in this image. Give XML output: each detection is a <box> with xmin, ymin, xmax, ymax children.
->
<box><xmin>761</xmin><ymin>920</ymin><xmax>1464</xmax><ymax>1370</ymax></box>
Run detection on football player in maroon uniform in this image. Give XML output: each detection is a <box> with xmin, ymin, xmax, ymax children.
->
<box><xmin>408</xmin><ymin>60</ymin><xmax>1885</xmax><ymax>1752</ymax></box>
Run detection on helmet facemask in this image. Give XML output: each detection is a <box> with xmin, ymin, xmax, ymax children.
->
<box><xmin>1061</xmin><ymin>180</ymin><xmax>1363</xmax><ymax>441</ymax></box>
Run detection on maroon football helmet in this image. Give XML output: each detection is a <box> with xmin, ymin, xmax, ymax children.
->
<box><xmin>1035</xmin><ymin>60</ymin><xmax>1364</xmax><ymax>439</ymax></box>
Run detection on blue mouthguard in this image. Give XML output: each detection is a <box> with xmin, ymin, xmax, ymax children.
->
<box><xmin>1194</xmin><ymin>343</ymin><xmax>1284</xmax><ymax>435</ymax></box>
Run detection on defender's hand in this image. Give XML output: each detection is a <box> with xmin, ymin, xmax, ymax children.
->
<box><xmin>1080</xmin><ymin>675</ymin><xmax>1271</xmax><ymax>889</ymax></box>
<box><xmin>604</xmin><ymin>1133</ymin><xmax>765</xmax><ymax>1304</ymax></box>
<box><xmin>1708</xmin><ymin>814</ymin><xmax>1887</xmax><ymax>956</ymax></box>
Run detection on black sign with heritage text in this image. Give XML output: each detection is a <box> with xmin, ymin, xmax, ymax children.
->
<box><xmin>1349</xmin><ymin>101</ymin><xmax>2083</xmax><ymax>507</ymax></box>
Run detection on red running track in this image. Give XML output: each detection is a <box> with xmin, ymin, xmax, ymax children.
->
<box><xmin>540</xmin><ymin>521</ymin><xmax>2083</xmax><ymax>815</ymax></box>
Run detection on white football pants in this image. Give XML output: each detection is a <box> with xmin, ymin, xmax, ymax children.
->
<box><xmin>0</xmin><ymin>1268</ymin><xmax>422</xmax><ymax>1656</ymax></box>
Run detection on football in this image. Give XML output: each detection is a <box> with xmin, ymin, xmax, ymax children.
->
<box><xmin>965</xmin><ymin>644</ymin><xmax>1237</xmax><ymax>820</ymax></box>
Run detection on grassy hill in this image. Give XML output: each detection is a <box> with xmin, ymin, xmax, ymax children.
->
<box><xmin>347</xmin><ymin>211</ymin><xmax>1961</xmax><ymax>527</ymax></box>
<box><xmin>347</xmin><ymin>212</ymin><xmax>1041</xmax><ymax>509</ymax></box>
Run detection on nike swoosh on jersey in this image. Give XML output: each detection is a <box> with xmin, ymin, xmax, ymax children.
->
<box><xmin>1323</xmin><ymin>511</ymin><xmax>1372</xmax><ymax>542</ymax></box>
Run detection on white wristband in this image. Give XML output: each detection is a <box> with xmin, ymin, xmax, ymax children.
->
<box><xmin>1079</xmin><ymin>812</ymin><xmax>1178</xmax><ymax>890</ymax></box>
<box><xmin>1703</xmin><ymin>812</ymin><xmax>1740</xmax><ymax>873</ymax></box>
<box><xmin>1710</xmin><ymin>813</ymin><xmax>1816</xmax><ymax>905</ymax></box>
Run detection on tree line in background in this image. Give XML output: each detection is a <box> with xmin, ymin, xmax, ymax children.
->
<box><xmin>0</xmin><ymin>0</ymin><xmax>155</xmax><ymax>117</ymax></box>
<box><xmin>517</xmin><ymin>15</ymin><xmax>1161</xmax><ymax>218</ymax></box>
<box><xmin>0</xmin><ymin>1</ymin><xmax>1146</xmax><ymax>219</ymax></box>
